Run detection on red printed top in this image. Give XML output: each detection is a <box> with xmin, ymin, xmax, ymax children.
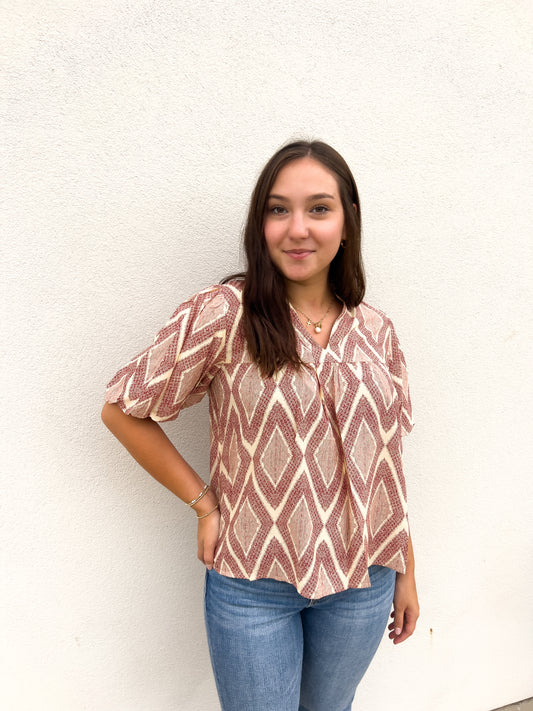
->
<box><xmin>105</xmin><ymin>280</ymin><xmax>413</xmax><ymax>599</ymax></box>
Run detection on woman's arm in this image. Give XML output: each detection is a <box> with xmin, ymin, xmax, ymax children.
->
<box><xmin>101</xmin><ymin>402</ymin><xmax>220</xmax><ymax>568</ymax></box>
<box><xmin>388</xmin><ymin>533</ymin><xmax>420</xmax><ymax>644</ymax></box>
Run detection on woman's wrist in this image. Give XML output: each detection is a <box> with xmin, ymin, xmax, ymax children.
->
<box><xmin>191</xmin><ymin>489</ymin><xmax>219</xmax><ymax>517</ymax></box>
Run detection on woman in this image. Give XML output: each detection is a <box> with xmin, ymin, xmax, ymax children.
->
<box><xmin>102</xmin><ymin>140</ymin><xmax>419</xmax><ymax>711</ymax></box>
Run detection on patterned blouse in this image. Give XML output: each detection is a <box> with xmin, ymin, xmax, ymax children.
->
<box><xmin>105</xmin><ymin>280</ymin><xmax>413</xmax><ymax>599</ymax></box>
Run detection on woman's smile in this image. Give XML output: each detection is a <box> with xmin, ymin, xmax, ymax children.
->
<box><xmin>284</xmin><ymin>249</ymin><xmax>315</xmax><ymax>259</ymax></box>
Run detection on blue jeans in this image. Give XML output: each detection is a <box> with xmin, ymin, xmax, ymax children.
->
<box><xmin>204</xmin><ymin>565</ymin><xmax>395</xmax><ymax>711</ymax></box>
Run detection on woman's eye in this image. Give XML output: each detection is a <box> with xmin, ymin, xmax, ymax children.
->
<box><xmin>311</xmin><ymin>205</ymin><xmax>329</xmax><ymax>214</ymax></box>
<box><xmin>270</xmin><ymin>206</ymin><xmax>287</xmax><ymax>215</ymax></box>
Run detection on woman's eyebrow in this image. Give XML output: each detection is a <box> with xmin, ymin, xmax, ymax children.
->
<box><xmin>267</xmin><ymin>193</ymin><xmax>336</xmax><ymax>201</ymax></box>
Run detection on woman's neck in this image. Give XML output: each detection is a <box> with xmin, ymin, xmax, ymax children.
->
<box><xmin>285</xmin><ymin>280</ymin><xmax>334</xmax><ymax>314</ymax></box>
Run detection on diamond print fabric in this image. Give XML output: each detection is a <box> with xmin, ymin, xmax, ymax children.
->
<box><xmin>105</xmin><ymin>280</ymin><xmax>413</xmax><ymax>599</ymax></box>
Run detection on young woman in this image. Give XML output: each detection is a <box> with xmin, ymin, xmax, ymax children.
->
<box><xmin>102</xmin><ymin>140</ymin><xmax>419</xmax><ymax>711</ymax></box>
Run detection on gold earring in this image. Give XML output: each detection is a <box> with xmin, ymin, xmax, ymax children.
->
<box><xmin>340</xmin><ymin>239</ymin><xmax>346</xmax><ymax>248</ymax></box>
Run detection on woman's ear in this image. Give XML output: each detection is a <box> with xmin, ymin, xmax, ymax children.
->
<box><xmin>353</xmin><ymin>203</ymin><xmax>358</xmax><ymax>213</ymax></box>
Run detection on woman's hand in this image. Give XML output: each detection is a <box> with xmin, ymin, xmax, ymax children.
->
<box><xmin>195</xmin><ymin>494</ymin><xmax>221</xmax><ymax>569</ymax></box>
<box><xmin>388</xmin><ymin>570</ymin><xmax>419</xmax><ymax>644</ymax></box>
<box><xmin>388</xmin><ymin>533</ymin><xmax>419</xmax><ymax>644</ymax></box>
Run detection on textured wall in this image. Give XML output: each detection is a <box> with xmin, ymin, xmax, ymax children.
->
<box><xmin>2</xmin><ymin>1</ymin><xmax>532</xmax><ymax>709</ymax></box>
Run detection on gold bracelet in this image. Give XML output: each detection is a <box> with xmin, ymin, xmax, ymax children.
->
<box><xmin>187</xmin><ymin>483</ymin><xmax>209</xmax><ymax>508</ymax></box>
<box><xmin>196</xmin><ymin>504</ymin><xmax>219</xmax><ymax>519</ymax></box>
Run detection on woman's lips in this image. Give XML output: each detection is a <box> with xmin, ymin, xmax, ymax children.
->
<box><xmin>284</xmin><ymin>250</ymin><xmax>314</xmax><ymax>260</ymax></box>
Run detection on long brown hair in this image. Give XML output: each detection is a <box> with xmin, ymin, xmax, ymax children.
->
<box><xmin>224</xmin><ymin>140</ymin><xmax>365</xmax><ymax>377</ymax></box>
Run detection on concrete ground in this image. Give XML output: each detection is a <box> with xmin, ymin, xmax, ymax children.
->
<box><xmin>493</xmin><ymin>699</ymin><xmax>533</xmax><ymax>711</ymax></box>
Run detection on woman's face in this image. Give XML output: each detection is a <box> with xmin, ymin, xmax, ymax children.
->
<box><xmin>263</xmin><ymin>157</ymin><xmax>345</xmax><ymax>290</ymax></box>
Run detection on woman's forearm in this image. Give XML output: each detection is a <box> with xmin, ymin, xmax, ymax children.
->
<box><xmin>101</xmin><ymin>402</ymin><xmax>217</xmax><ymax>514</ymax></box>
<box><xmin>404</xmin><ymin>533</ymin><xmax>415</xmax><ymax>576</ymax></box>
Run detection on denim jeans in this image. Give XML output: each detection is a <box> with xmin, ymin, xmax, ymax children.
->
<box><xmin>204</xmin><ymin>565</ymin><xmax>395</xmax><ymax>711</ymax></box>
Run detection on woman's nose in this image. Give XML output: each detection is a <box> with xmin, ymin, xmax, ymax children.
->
<box><xmin>288</xmin><ymin>212</ymin><xmax>308</xmax><ymax>238</ymax></box>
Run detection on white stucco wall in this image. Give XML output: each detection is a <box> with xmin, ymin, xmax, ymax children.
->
<box><xmin>2</xmin><ymin>1</ymin><xmax>532</xmax><ymax>709</ymax></box>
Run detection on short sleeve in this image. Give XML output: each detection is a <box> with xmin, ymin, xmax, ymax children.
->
<box><xmin>386</xmin><ymin>321</ymin><xmax>414</xmax><ymax>436</ymax></box>
<box><xmin>104</xmin><ymin>286</ymin><xmax>230</xmax><ymax>421</ymax></box>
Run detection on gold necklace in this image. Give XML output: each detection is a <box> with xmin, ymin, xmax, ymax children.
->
<box><xmin>291</xmin><ymin>302</ymin><xmax>332</xmax><ymax>334</ymax></box>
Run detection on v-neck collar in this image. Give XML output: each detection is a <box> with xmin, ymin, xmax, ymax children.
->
<box><xmin>289</xmin><ymin>300</ymin><xmax>356</xmax><ymax>357</ymax></box>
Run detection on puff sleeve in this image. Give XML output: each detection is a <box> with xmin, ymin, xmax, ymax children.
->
<box><xmin>386</xmin><ymin>321</ymin><xmax>414</xmax><ymax>436</ymax></box>
<box><xmin>104</xmin><ymin>286</ymin><xmax>230</xmax><ymax>421</ymax></box>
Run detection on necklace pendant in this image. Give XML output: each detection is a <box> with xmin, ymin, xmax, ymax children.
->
<box><xmin>291</xmin><ymin>301</ymin><xmax>332</xmax><ymax>335</ymax></box>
